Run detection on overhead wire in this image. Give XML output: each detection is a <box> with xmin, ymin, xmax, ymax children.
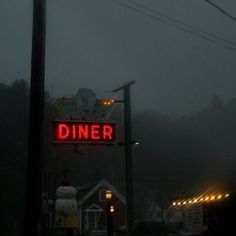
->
<box><xmin>126</xmin><ymin>0</ymin><xmax>236</xmax><ymax>47</ymax></box>
<box><xmin>205</xmin><ymin>0</ymin><xmax>236</xmax><ymax>22</ymax></box>
<box><xmin>112</xmin><ymin>0</ymin><xmax>236</xmax><ymax>51</ymax></box>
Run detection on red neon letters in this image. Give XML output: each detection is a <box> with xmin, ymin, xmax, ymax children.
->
<box><xmin>54</xmin><ymin>121</ymin><xmax>115</xmax><ymax>143</ymax></box>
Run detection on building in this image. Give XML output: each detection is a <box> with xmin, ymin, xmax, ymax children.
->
<box><xmin>77</xmin><ymin>179</ymin><xmax>126</xmax><ymax>235</ymax></box>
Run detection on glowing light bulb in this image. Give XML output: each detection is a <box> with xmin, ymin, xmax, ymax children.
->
<box><xmin>210</xmin><ymin>196</ymin><xmax>215</xmax><ymax>200</ymax></box>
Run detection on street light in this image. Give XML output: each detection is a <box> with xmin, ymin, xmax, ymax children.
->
<box><xmin>101</xmin><ymin>99</ymin><xmax>116</xmax><ymax>106</ymax></box>
<box><xmin>106</xmin><ymin>190</ymin><xmax>113</xmax><ymax>236</ymax></box>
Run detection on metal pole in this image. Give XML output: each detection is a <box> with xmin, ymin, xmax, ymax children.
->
<box><xmin>124</xmin><ymin>85</ymin><xmax>133</xmax><ymax>236</ymax></box>
<box><xmin>107</xmin><ymin>200</ymin><xmax>112</xmax><ymax>236</ymax></box>
<box><xmin>23</xmin><ymin>0</ymin><xmax>46</xmax><ymax>235</ymax></box>
<box><xmin>113</xmin><ymin>81</ymin><xmax>135</xmax><ymax>236</ymax></box>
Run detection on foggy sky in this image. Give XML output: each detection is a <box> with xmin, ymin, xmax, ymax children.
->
<box><xmin>0</xmin><ymin>0</ymin><xmax>236</xmax><ymax>115</ymax></box>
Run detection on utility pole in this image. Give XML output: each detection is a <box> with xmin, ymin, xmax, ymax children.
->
<box><xmin>23</xmin><ymin>0</ymin><xmax>46</xmax><ymax>236</ymax></box>
<box><xmin>107</xmin><ymin>200</ymin><xmax>112</xmax><ymax>236</ymax></box>
<box><xmin>105</xmin><ymin>190</ymin><xmax>113</xmax><ymax>236</ymax></box>
<box><xmin>113</xmin><ymin>81</ymin><xmax>135</xmax><ymax>236</ymax></box>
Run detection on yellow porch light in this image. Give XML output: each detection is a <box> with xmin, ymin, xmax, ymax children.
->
<box><xmin>105</xmin><ymin>190</ymin><xmax>112</xmax><ymax>200</ymax></box>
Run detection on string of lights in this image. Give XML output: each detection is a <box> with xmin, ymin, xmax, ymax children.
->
<box><xmin>171</xmin><ymin>192</ymin><xmax>230</xmax><ymax>207</ymax></box>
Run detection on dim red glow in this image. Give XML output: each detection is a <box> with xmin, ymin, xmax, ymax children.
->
<box><xmin>58</xmin><ymin>124</ymin><xmax>70</xmax><ymax>140</ymax></box>
<box><xmin>72</xmin><ymin>124</ymin><xmax>76</xmax><ymax>139</ymax></box>
<box><xmin>103</xmin><ymin>125</ymin><xmax>113</xmax><ymax>140</ymax></box>
<box><xmin>53</xmin><ymin>121</ymin><xmax>116</xmax><ymax>144</ymax></box>
<box><xmin>91</xmin><ymin>125</ymin><xmax>100</xmax><ymax>140</ymax></box>
<box><xmin>78</xmin><ymin>124</ymin><xmax>89</xmax><ymax>139</ymax></box>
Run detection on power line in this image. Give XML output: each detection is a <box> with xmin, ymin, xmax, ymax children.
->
<box><xmin>118</xmin><ymin>0</ymin><xmax>236</xmax><ymax>50</ymax></box>
<box><xmin>205</xmin><ymin>0</ymin><xmax>236</xmax><ymax>22</ymax></box>
<box><xmin>112</xmin><ymin>0</ymin><xmax>236</xmax><ymax>51</ymax></box>
<box><xmin>126</xmin><ymin>0</ymin><xmax>236</xmax><ymax>47</ymax></box>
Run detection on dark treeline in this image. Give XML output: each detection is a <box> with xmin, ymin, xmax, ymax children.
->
<box><xmin>133</xmin><ymin>96</ymin><xmax>236</xmax><ymax>209</ymax></box>
<box><xmin>1</xmin><ymin>80</ymin><xmax>236</xmax><ymax>234</ymax></box>
<box><xmin>0</xmin><ymin>80</ymin><xmax>28</xmax><ymax>236</ymax></box>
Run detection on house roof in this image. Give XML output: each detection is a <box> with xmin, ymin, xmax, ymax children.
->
<box><xmin>77</xmin><ymin>178</ymin><xmax>126</xmax><ymax>205</ymax></box>
<box><xmin>85</xmin><ymin>204</ymin><xmax>104</xmax><ymax>212</ymax></box>
<box><xmin>76</xmin><ymin>181</ymin><xmax>98</xmax><ymax>202</ymax></box>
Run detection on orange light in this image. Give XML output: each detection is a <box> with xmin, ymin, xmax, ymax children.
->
<box><xmin>102</xmin><ymin>99</ymin><xmax>115</xmax><ymax>106</ymax></box>
<box><xmin>172</xmin><ymin>202</ymin><xmax>176</xmax><ymax>206</ymax></box>
<box><xmin>105</xmin><ymin>190</ymin><xmax>112</xmax><ymax>200</ymax></box>
<box><xmin>205</xmin><ymin>196</ymin><xmax>209</xmax><ymax>201</ymax></box>
<box><xmin>177</xmin><ymin>202</ymin><xmax>181</xmax><ymax>205</ymax></box>
<box><xmin>193</xmin><ymin>199</ymin><xmax>197</xmax><ymax>203</ymax></box>
<box><xmin>200</xmin><ymin>198</ymin><xmax>204</xmax><ymax>201</ymax></box>
<box><xmin>217</xmin><ymin>194</ymin><xmax>222</xmax><ymax>199</ymax></box>
<box><xmin>183</xmin><ymin>201</ymin><xmax>187</xmax><ymax>205</ymax></box>
<box><xmin>210</xmin><ymin>196</ymin><xmax>215</xmax><ymax>201</ymax></box>
<box><xmin>189</xmin><ymin>200</ymin><xmax>192</xmax><ymax>204</ymax></box>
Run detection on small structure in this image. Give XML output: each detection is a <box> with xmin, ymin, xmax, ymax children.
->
<box><xmin>77</xmin><ymin>179</ymin><xmax>126</xmax><ymax>235</ymax></box>
<box><xmin>166</xmin><ymin>190</ymin><xmax>232</xmax><ymax>235</ymax></box>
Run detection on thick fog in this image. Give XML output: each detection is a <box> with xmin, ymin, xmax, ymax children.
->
<box><xmin>1</xmin><ymin>0</ymin><xmax>236</xmax><ymax>114</ymax></box>
<box><xmin>1</xmin><ymin>1</ymin><xmax>236</xmax><ymax>235</ymax></box>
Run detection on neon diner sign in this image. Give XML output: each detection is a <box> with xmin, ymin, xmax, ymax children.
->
<box><xmin>53</xmin><ymin>121</ymin><xmax>116</xmax><ymax>144</ymax></box>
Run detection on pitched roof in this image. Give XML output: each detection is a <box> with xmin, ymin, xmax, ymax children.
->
<box><xmin>77</xmin><ymin>178</ymin><xmax>126</xmax><ymax>205</ymax></box>
<box><xmin>76</xmin><ymin>181</ymin><xmax>98</xmax><ymax>202</ymax></box>
<box><xmin>85</xmin><ymin>204</ymin><xmax>104</xmax><ymax>212</ymax></box>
